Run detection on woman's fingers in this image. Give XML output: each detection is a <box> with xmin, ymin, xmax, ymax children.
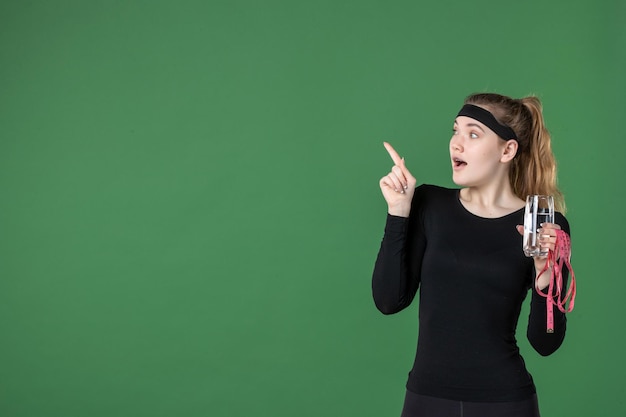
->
<box><xmin>382</xmin><ymin>142</ymin><xmax>406</xmax><ymax>192</ymax></box>
<box><xmin>539</xmin><ymin>223</ymin><xmax>561</xmax><ymax>241</ymax></box>
<box><xmin>540</xmin><ymin>222</ymin><xmax>561</xmax><ymax>230</ymax></box>
<box><xmin>400</xmin><ymin>157</ymin><xmax>416</xmax><ymax>186</ymax></box>
<box><xmin>384</xmin><ymin>142</ymin><xmax>403</xmax><ymax>166</ymax></box>
<box><xmin>391</xmin><ymin>165</ymin><xmax>407</xmax><ymax>189</ymax></box>
<box><xmin>381</xmin><ymin>171</ymin><xmax>405</xmax><ymax>193</ymax></box>
<box><xmin>383</xmin><ymin>142</ymin><xmax>416</xmax><ymax>188</ymax></box>
<box><xmin>380</xmin><ymin>142</ymin><xmax>416</xmax><ymax>217</ymax></box>
<box><xmin>538</xmin><ymin>223</ymin><xmax>562</xmax><ymax>251</ymax></box>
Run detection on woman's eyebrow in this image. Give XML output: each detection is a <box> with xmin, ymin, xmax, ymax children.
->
<box><xmin>453</xmin><ymin>118</ymin><xmax>486</xmax><ymax>132</ymax></box>
<box><xmin>466</xmin><ymin>122</ymin><xmax>485</xmax><ymax>132</ymax></box>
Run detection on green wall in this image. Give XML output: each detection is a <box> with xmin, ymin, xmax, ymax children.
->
<box><xmin>1</xmin><ymin>1</ymin><xmax>624</xmax><ymax>416</ymax></box>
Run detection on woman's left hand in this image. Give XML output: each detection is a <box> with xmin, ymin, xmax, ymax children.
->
<box><xmin>516</xmin><ymin>222</ymin><xmax>562</xmax><ymax>290</ymax></box>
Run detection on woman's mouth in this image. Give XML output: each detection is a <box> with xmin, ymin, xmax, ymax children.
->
<box><xmin>453</xmin><ymin>157</ymin><xmax>467</xmax><ymax>168</ymax></box>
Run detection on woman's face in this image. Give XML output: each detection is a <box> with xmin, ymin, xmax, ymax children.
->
<box><xmin>449</xmin><ymin>115</ymin><xmax>512</xmax><ymax>188</ymax></box>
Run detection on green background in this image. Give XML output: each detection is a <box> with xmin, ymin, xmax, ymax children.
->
<box><xmin>1</xmin><ymin>1</ymin><xmax>624</xmax><ymax>416</ymax></box>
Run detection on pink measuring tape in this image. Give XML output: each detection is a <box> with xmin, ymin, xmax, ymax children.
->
<box><xmin>535</xmin><ymin>229</ymin><xmax>577</xmax><ymax>333</ymax></box>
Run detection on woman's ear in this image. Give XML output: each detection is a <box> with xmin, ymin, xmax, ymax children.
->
<box><xmin>501</xmin><ymin>139</ymin><xmax>518</xmax><ymax>163</ymax></box>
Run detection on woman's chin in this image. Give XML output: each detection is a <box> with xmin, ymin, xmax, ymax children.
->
<box><xmin>451</xmin><ymin>175</ymin><xmax>468</xmax><ymax>187</ymax></box>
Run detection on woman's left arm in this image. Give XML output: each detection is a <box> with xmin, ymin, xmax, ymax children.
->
<box><xmin>533</xmin><ymin>221</ymin><xmax>564</xmax><ymax>290</ymax></box>
<box><xmin>526</xmin><ymin>214</ymin><xmax>571</xmax><ymax>356</ymax></box>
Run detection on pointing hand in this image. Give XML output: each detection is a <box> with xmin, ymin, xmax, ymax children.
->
<box><xmin>379</xmin><ymin>142</ymin><xmax>417</xmax><ymax>217</ymax></box>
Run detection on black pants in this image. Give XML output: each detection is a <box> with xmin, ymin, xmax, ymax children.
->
<box><xmin>400</xmin><ymin>390</ymin><xmax>541</xmax><ymax>417</ymax></box>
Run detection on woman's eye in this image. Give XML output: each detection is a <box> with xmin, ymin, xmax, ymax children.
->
<box><xmin>470</xmin><ymin>132</ymin><xmax>478</xmax><ymax>139</ymax></box>
<box><xmin>452</xmin><ymin>129</ymin><xmax>458</xmax><ymax>135</ymax></box>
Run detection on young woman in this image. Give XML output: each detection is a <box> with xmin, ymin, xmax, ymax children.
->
<box><xmin>372</xmin><ymin>93</ymin><xmax>570</xmax><ymax>417</ymax></box>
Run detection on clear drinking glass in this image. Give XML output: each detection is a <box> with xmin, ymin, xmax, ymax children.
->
<box><xmin>523</xmin><ymin>195</ymin><xmax>555</xmax><ymax>257</ymax></box>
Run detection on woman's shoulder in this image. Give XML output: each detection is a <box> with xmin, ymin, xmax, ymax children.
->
<box><xmin>555</xmin><ymin>211</ymin><xmax>571</xmax><ymax>235</ymax></box>
<box><xmin>415</xmin><ymin>184</ymin><xmax>458</xmax><ymax>198</ymax></box>
<box><xmin>412</xmin><ymin>184</ymin><xmax>459</xmax><ymax>211</ymax></box>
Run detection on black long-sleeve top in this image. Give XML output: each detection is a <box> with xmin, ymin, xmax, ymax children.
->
<box><xmin>372</xmin><ymin>184</ymin><xmax>570</xmax><ymax>402</ymax></box>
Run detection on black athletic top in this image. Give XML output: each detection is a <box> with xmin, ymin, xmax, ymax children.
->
<box><xmin>372</xmin><ymin>184</ymin><xmax>569</xmax><ymax>402</ymax></box>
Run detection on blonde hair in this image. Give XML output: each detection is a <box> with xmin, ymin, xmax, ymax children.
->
<box><xmin>464</xmin><ymin>93</ymin><xmax>566</xmax><ymax>213</ymax></box>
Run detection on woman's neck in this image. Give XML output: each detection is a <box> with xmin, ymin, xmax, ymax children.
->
<box><xmin>459</xmin><ymin>184</ymin><xmax>525</xmax><ymax>218</ymax></box>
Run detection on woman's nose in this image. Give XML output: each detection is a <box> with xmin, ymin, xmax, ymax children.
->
<box><xmin>450</xmin><ymin>137</ymin><xmax>463</xmax><ymax>152</ymax></box>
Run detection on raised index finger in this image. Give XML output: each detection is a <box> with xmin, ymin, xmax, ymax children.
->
<box><xmin>383</xmin><ymin>142</ymin><xmax>403</xmax><ymax>165</ymax></box>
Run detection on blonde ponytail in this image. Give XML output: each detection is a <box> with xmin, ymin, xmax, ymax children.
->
<box><xmin>512</xmin><ymin>98</ymin><xmax>565</xmax><ymax>213</ymax></box>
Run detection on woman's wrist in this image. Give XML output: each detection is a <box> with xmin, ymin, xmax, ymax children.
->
<box><xmin>388</xmin><ymin>204</ymin><xmax>411</xmax><ymax>217</ymax></box>
<box><xmin>534</xmin><ymin>258</ymin><xmax>551</xmax><ymax>290</ymax></box>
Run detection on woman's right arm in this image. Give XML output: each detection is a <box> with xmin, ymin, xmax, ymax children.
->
<box><xmin>372</xmin><ymin>213</ymin><xmax>425</xmax><ymax>314</ymax></box>
<box><xmin>372</xmin><ymin>143</ymin><xmax>423</xmax><ymax>314</ymax></box>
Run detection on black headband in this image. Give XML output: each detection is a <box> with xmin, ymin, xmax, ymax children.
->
<box><xmin>457</xmin><ymin>104</ymin><xmax>518</xmax><ymax>141</ymax></box>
